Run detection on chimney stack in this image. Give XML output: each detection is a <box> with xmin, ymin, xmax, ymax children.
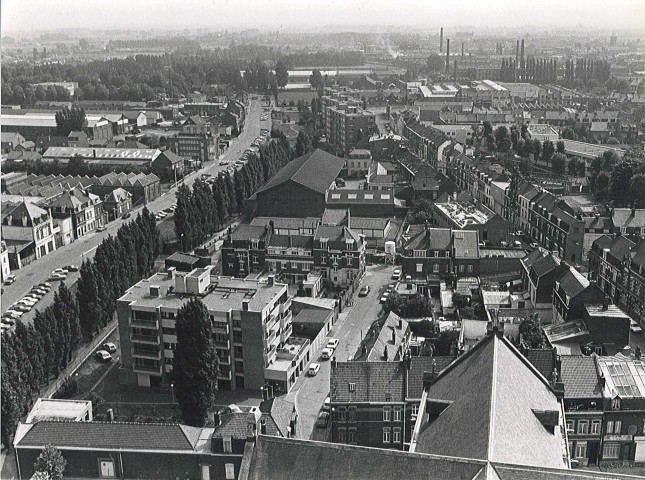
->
<box><xmin>391</xmin><ymin>328</ymin><xmax>396</xmax><ymax>344</ymax></box>
<box><xmin>520</xmin><ymin>39</ymin><xmax>525</xmax><ymax>80</ymax></box>
<box><xmin>440</xmin><ymin>28</ymin><xmax>444</xmax><ymax>53</ymax></box>
<box><xmin>461</xmin><ymin>42</ymin><xmax>464</xmax><ymax>57</ymax></box>
<box><xmin>267</xmin><ymin>274</ymin><xmax>274</xmax><ymax>286</ymax></box>
<box><xmin>602</xmin><ymin>295</ymin><xmax>609</xmax><ymax>311</ymax></box>
<box><xmin>346</xmin><ymin>208</ymin><xmax>351</xmax><ymax>229</ymax></box>
<box><xmin>446</xmin><ymin>39</ymin><xmax>450</xmax><ymax>74</ymax></box>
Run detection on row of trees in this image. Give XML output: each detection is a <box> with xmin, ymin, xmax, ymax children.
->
<box><xmin>77</xmin><ymin>208</ymin><xmax>160</xmax><ymax>339</ymax></box>
<box><xmin>590</xmin><ymin>151</ymin><xmax>645</xmax><ymax>207</ymax></box>
<box><xmin>1</xmin><ymin>283</ymin><xmax>80</xmax><ymax>447</ymax></box>
<box><xmin>1</xmin><ymin>83</ymin><xmax>72</xmax><ymax>105</ymax></box>
<box><xmin>174</xmin><ymin>131</ymin><xmax>293</xmax><ymax>250</ymax></box>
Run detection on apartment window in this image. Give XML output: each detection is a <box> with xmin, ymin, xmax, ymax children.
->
<box><xmin>433</xmin><ymin>264</ymin><xmax>439</xmax><ymax>273</ymax></box>
<box><xmin>613</xmin><ymin>420</ymin><xmax>622</xmax><ymax>434</ymax></box>
<box><xmin>566</xmin><ymin>421</ymin><xmax>574</xmax><ymax>435</ymax></box>
<box><xmin>467</xmin><ymin>264</ymin><xmax>473</xmax><ymax>272</ymax></box>
<box><xmin>577</xmin><ymin>420</ymin><xmax>589</xmax><ymax>434</ymax></box>
<box><xmin>233</xmin><ymin>331</ymin><xmax>243</xmax><ymax>343</ymax></box>
<box><xmin>348</xmin><ymin>406</ymin><xmax>356</xmax><ymax>423</ymax></box>
<box><xmin>459</xmin><ymin>265</ymin><xmax>465</xmax><ymax>273</ymax></box>
<box><xmin>416</xmin><ymin>263</ymin><xmax>423</xmax><ymax>273</ymax></box>
<box><xmin>349</xmin><ymin>382</ymin><xmax>356</xmax><ymax>392</ymax></box>
<box><xmin>591</xmin><ymin>420</ymin><xmax>601</xmax><ymax>434</ymax></box>
<box><xmin>162</xmin><ymin>327</ymin><xmax>176</xmax><ymax>335</ymax></box>
<box><xmin>575</xmin><ymin>442</ymin><xmax>588</xmax><ymax>459</ymax></box>
<box><xmin>393</xmin><ymin>427</ymin><xmax>401</xmax><ymax>443</ymax></box>
<box><xmin>223</xmin><ymin>436</ymin><xmax>232</xmax><ymax>453</ymax></box>
<box><xmin>338</xmin><ymin>427</ymin><xmax>346</xmax><ymax>443</ymax></box>
<box><xmin>383</xmin><ymin>406</ymin><xmax>391</xmax><ymax>421</ymax></box>
<box><xmin>411</xmin><ymin>404</ymin><xmax>419</xmax><ymax>416</ymax></box>
<box><xmin>98</xmin><ymin>459</ymin><xmax>115</xmax><ymax>478</ymax></box>
<box><xmin>382</xmin><ymin>428</ymin><xmax>391</xmax><ymax>443</ymax></box>
<box><xmin>606</xmin><ymin>421</ymin><xmax>614</xmax><ymax>433</ymax></box>
<box><xmin>234</xmin><ymin>345</ymin><xmax>243</xmax><ymax>358</ymax></box>
<box><xmin>347</xmin><ymin>428</ymin><xmax>356</xmax><ymax>444</ymax></box>
<box><xmin>393</xmin><ymin>406</ymin><xmax>402</xmax><ymax>422</ymax></box>
<box><xmin>603</xmin><ymin>442</ymin><xmax>620</xmax><ymax>459</ymax></box>
<box><xmin>338</xmin><ymin>406</ymin><xmax>347</xmax><ymax>422</ymax></box>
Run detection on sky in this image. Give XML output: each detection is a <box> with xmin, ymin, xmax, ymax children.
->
<box><xmin>2</xmin><ymin>0</ymin><xmax>644</xmax><ymax>34</ymax></box>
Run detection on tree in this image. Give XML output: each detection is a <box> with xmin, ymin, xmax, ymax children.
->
<box><xmin>556</xmin><ymin>140</ymin><xmax>565</xmax><ymax>154</ymax></box>
<box><xmin>34</xmin><ymin>445</ymin><xmax>67</xmax><ymax>480</ymax></box>
<box><xmin>594</xmin><ymin>171</ymin><xmax>610</xmax><ymax>201</ymax></box>
<box><xmin>609</xmin><ymin>160</ymin><xmax>637</xmax><ymax>207</ymax></box>
<box><xmin>275</xmin><ymin>59</ymin><xmax>289</xmax><ymax>88</ymax></box>
<box><xmin>309</xmin><ymin>69</ymin><xmax>323</xmax><ymax>90</ymax></box>
<box><xmin>631</xmin><ymin>174</ymin><xmax>645</xmax><ymax>208</ymax></box>
<box><xmin>55</xmin><ymin>106</ymin><xmax>87</xmax><ymax>136</ymax></box>
<box><xmin>519</xmin><ymin>314</ymin><xmax>546</xmax><ymax>348</ymax></box>
<box><xmin>568</xmin><ymin>158</ymin><xmax>581</xmax><ymax>176</ymax></box>
<box><xmin>295</xmin><ymin>131</ymin><xmax>313</xmax><ymax>158</ymax></box>
<box><xmin>494</xmin><ymin>126</ymin><xmax>511</xmax><ymax>152</ymax></box>
<box><xmin>532</xmin><ymin>139</ymin><xmax>542</xmax><ymax>162</ymax></box>
<box><xmin>551</xmin><ymin>152</ymin><xmax>566</xmax><ymax>174</ymax></box>
<box><xmin>541</xmin><ymin>140</ymin><xmax>555</xmax><ymax>165</ymax></box>
<box><xmin>172</xmin><ymin>298</ymin><xmax>219</xmax><ymax>427</ymax></box>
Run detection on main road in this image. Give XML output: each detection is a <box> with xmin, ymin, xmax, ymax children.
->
<box><xmin>1</xmin><ymin>98</ymin><xmax>268</xmax><ymax>324</ymax></box>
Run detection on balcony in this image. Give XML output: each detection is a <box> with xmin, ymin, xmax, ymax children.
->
<box><xmin>218</xmin><ymin>355</ymin><xmax>231</xmax><ymax>365</ymax></box>
<box><xmin>214</xmin><ymin>338</ymin><xmax>230</xmax><ymax>348</ymax></box>
<box><xmin>218</xmin><ymin>369</ymin><xmax>232</xmax><ymax>380</ymax></box>
<box><xmin>131</xmin><ymin>348</ymin><xmax>162</xmax><ymax>360</ymax></box>
<box><xmin>133</xmin><ymin>363</ymin><xmax>162</xmax><ymax>375</ymax></box>
<box><xmin>130</xmin><ymin>333</ymin><xmax>161</xmax><ymax>345</ymax></box>
<box><xmin>280</xmin><ymin>298</ymin><xmax>292</xmax><ymax>315</ymax></box>
<box><xmin>129</xmin><ymin>317</ymin><xmax>159</xmax><ymax>329</ymax></box>
<box><xmin>281</xmin><ymin>323</ymin><xmax>293</xmax><ymax>342</ymax></box>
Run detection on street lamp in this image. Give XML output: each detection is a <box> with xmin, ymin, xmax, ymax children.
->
<box><xmin>180</xmin><ymin>234</ymin><xmax>185</xmax><ymax>252</ymax></box>
<box><xmin>170</xmin><ymin>382</ymin><xmax>175</xmax><ymax>404</ymax></box>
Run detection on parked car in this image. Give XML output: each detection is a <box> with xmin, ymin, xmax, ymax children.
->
<box><xmin>95</xmin><ymin>350</ymin><xmax>112</xmax><ymax>363</ymax></box>
<box><xmin>380</xmin><ymin>296</ymin><xmax>389</xmax><ymax>304</ymax></box>
<box><xmin>321</xmin><ymin>348</ymin><xmax>334</xmax><ymax>360</ymax></box>
<box><xmin>14</xmin><ymin>304</ymin><xmax>32</xmax><ymax>312</ymax></box>
<box><xmin>308</xmin><ymin>363</ymin><xmax>321</xmax><ymax>376</ymax></box>
<box><xmin>322</xmin><ymin>397</ymin><xmax>331</xmax><ymax>412</ymax></box>
<box><xmin>4</xmin><ymin>274</ymin><xmax>16</xmax><ymax>285</ymax></box>
<box><xmin>122</xmin><ymin>212</ymin><xmax>132</xmax><ymax>220</ymax></box>
<box><xmin>49</xmin><ymin>273</ymin><xmax>66</xmax><ymax>281</ymax></box>
<box><xmin>97</xmin><ymin>225</ymin><xmax>107</xmax><ymax>232</ymax></box>
<box><xmin>2</xmin><ymin>318</ymin><xmax>15</xmax><ymax>326</ymax></box>
<box><xmin>316</xmin><ymin>411</ymin><xmax>330</xmax><ymax>428</ymax></box>
<box><xmin>326</xmin><ymin>338</ymin><xmax>339</xmax><ymax>351</ymax></box>
<box><xmin>358</xmin><ymin>286</ymin><xmax>370</xmax><ymax>297</ymax></box>
<box><xmin>102</xmin><ymin>342</ymin><xmax>118</xmax><ymax>353</ymax></box>
<box><xmin>631</xmin><ymin>321</ymin><xmax>643</xmax><ymax>334</ymax></box>
<box><xmin>65</xmin><ymin>265</ymin><xmax>79</xmax><ymax>272</ymax></box>
<box><xmin>392</xmin><ymin>269</ymin><xmax>402</xmax><ymax>280</ymax></box>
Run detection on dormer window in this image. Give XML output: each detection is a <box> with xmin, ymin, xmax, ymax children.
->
<box><xmin>349</xmin><ymin>382</ymin><xmax>356</xmax><ymax>392</ymax></box>
<box><xmin>320</xmin><ymin>238</ymin><xmax>328</xmax><ymax>249</ymax></box>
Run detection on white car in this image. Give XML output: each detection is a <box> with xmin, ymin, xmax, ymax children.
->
<box><xmin>631</xmin><ymin>321</ymin><xmax>643</xmax><ymax>334</ymax></box>
<box><xmin>321</xmin><ymin>348</ymin><xmax>334</xmax><ymax>360</ymax></box>
<box><xmin>95</xmin><ymin>350</ymin><xmax>112</xmax><ymax>362</ymax></box>
<box><xmin>326</xmin><ymin>338</ymin><xmax>339</xmax><ymax>351</ymax></box>
<box><xmin>49</xmin><ymin>273</ymin><xmax>66</xmax><ymax>281</ymax></box>
<box><xmin>308</xmin><ymin>363</ymin><xmax>321</xmax><ymax>376</ymax></box>
<box><xmin>5</xmin><ymin>309</ymin><xmax>23</xmax><ymax>318</ymax></box>
<box><xmin>392</xmin><ymin>269</ymin><xmax>402</xmax><ymax>280</ymax></box>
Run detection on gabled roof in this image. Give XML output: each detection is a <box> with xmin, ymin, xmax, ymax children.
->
<box><xmin>104</xmin><ymin>187</ymin><xmax>131</xmax><ymax>203</ymax></box>
<box><xmin>557</xmin><ymin>267</ymin><xmax>590</xmax><ymax>298</ymax></box>
<box><xmin>414</xmin><ymin>334</ymin><xmax>567</xmax><ymax>469</ymax></box>
<box><xmin>406</xmin><ymin>356</ymin><xmax>454</xmax><ymax>399</ymax></box>
<box><xmin>256</xmin><ymin>149</ymin><xmax>345</xmax><ymax>196</ymax></box>
<box><xmin>2</xmin><ymin>201</ymin><xmax>49</xmax><ymax>224</ymax></box>
<box><xmin>531</xmin><ymin>254</ymin><xmax>560</xmax><ymax>278</ymax></box>
<box><xmin>16</xmin><ymin>421</ymin><xmax>203</xmax><ymax>451</ymax></box>
<box><xmin>522</xmin><ymin>349</ymin><xmax>557</xmax><ymax>381</ymax></box>
<box><xmin>331</xmin><ymin>361</ymin><xmax>404</xmax><ymax>403</ymax></box>
<box><xmin>267</xmin><ymin>234</ymin><xmax>313</xmax><ymax>250</ymax></box>
<box><xmin>453</xmin><ymin>230</ymin><xmax>479</xmax><ymax>259</ymax></box>
<box><xmin>559</xmin><ymin>355</ymin><xmax>603</xmax><ymax>399</ymax></box>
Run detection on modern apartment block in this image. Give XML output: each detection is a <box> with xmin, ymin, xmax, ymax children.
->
<box><xmin>322</xmin><ymin>90</ymin><xmax>376</xmax><ymax>153</ymax></box>
<box><xmin>118</xmin><ymin>267</ymin><xmax>308</xmax><ymax>394</ymax></box>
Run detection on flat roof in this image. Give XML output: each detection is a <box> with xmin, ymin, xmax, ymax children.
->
<box><xmin>26</xmin><ymin>398</ymin><xmax>91</xmax><ymax>423</ymax></box>
<box><xmin>435</xmin><ymin>202</ymin><xmax>492</xmax><ymax>227</ymax></box>
<box><xmin>43</xmin><ymin>147</ymin><xmax>160</xmax><ymax>161</ymax></box>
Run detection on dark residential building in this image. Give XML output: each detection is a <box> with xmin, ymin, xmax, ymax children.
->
<box><xmin>521</xmin><ymin>250</ymin><xmax>567</xmax><ymax>309</ymax></box>
<box><xmin>151</xmin><ymin>149</ymin><xmax>185</xmax><ymax>181</ymax></box>
<box><xmin>313</xmin><ymin>225</ymin><xmax>366</xmax><ymax>287</ymax></box>
<box><xmin>324</xmin><ymin>101</ymin><xmax>376</xmax><ymax>153</ymax></box>
<box><xmin>102</xmin><ymin>187</ymin><xmax>132</xmax><ymax>221</ymax></box>
<box><xmin>611</xmin><ymin>208</ymin><xmax>645</xmax><ymax>237</ymax></box>
<box><xmin>582</xmin><ymin>303</ymin><xmax>631</xmax><ymax>348</ymax></box>
<box><xmin>400</xmin><ymin>226</ymin><xmax>452</xmax><ymax>292</ymax></box>
<box><xmin>164</xmin><ymin>251</ymin><xmax>212</xmax><ymax>272</ymax></box>
<box><xmin>47</xmin><ymin>187</ymin><xmax>103</xmax><ymax>239</ymax></box>
<box><xmin>250</xmin><ymin>149</ymin><xmax>345</xmax><ymax>218</ymax></box>
<box><xmin>1</xmin><ymin>131</ymin><xmax>26</xmax><ymax>153</ymax></box>
<box><xmin>430</xmin><ymin>199</ymin><xmax>508</xmax><ymax>247</ymax></box>
<box><xmin>410</xmin><ymin>165</ymin><xmax>458</xmax><ymax>201</ymax></box>
<box><xmin>325</xmin><ymin>189</ymin><xmax>402</xmax><ymax>217</ymax></box>
<box><xmin>553</xmin><ymin>266</ymin><xmax>604</xmax><ymax>324</ymax></box>
<box><xmin>265</xmin><ymin>233</ymin><xmax>315</xmax><ymax>285</ymax></box>
<box><xmin>67</xmin><ymin>130</ymin><xmax>89</xmax><ymax>147</ymax></box>
<box><xmin>221</xmin><ymin>224</ymin><xmax>270</xmax><ymax>278</ymax></box>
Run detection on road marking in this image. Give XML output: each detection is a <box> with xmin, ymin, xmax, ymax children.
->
<box><xmin>81</xmin><ymin>246</ymin><xmax>98</xmax><ymax>258</ymax></box>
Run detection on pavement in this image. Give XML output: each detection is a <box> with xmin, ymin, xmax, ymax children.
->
<box><xmin>284</xmin><ymin>264</ymin><xmax>396</xmax><ymax>440</ymax></box>
<box><xmin>1</xmin><ymin>98</ymin><xmax>267</xmax><ymax>328</ymax></box>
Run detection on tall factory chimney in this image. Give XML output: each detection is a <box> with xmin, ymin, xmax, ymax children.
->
<box><xmin>446</xmin><ymin>39</ymin><xmax>450</xmax><ymax>74</ymax></box>
<box><xmin>440</xmin><ymin>28</ymin><xmax>444</xmax><ymax>53</ymax></box>
<box><xmin>461</xmin><ymin>42</ymin><xmax>464</xmax><ymax>57</ymax></box>
<box><xmin>520</xmin><ymin>39</ymin><xmax>525</xmax><ymax>80</ymax></box>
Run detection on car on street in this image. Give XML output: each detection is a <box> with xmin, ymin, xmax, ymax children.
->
<box><xmin>631</xmin><ymin>321</ymin><xmax>642</xmax><ymax>334</ymax></box>
<box><xmin>326</xmin><ymin>338</ymin><xmax>339</xmax><ymax>351</ymax></box>
<box><xmin>102</xmin><ymin>342</ymin><xmax>118</xmax><ymax>353</ymax></box>
<box><xmin>14</xmin><ymin>304</ymin><xmax>33</xmax><ymax>312</ymax></box>
<box><xmin>122</xmin><ymin>212</ymin><xmax>132</xmax><ymax>220</ymax></box>
<box><xmin>322</xmin><ymin>397</ymin><xmax>331</xmax><ymax>412</ymax></box>
<box><xmin>380</xmin><ymin>296</ymin><xmax>389</xmax><ymax>304</ymax></box>
<box><xmin>358</xmin><ymin>286</ymin><xmax>370</xmax><ymax>297</ymax></box>
<box><xmin>95</xmin><ymin>350</ymin><xmax>112</xmax><ymax>362</ymax></box>
<box><xmin>321</xmin><ymin>348</ymin><xmax>334</xmax><ymax>360</ymax></box>
<box><xmin>4</xmin><ymin>274</ymin><xmax>16</xmax><ymax>285</ymax></box>
<box><xmin>6</xmin><ymin>309</ymin><xmax>24</xmax><ymax>318</ymax></box>
<box><xmin>97</xmin><ymin>225</ymin><xmax>107</xmax><ymax>232</ymax></box>
<box><xmin>49</xmin><ymin>273</ymin><xmax>66</xmax><ymax>281</ymax></box>
<box><xmin>316</xmin><ymin>411</ymin><xmax>330</xmax><ymax>428</ymax></box>
<box><xmin>65</xmin><ymin>265</ymin><xmax>79</xmax><ymax>272</ymax></box>
<box><xmin>307</xmin><ymin>363</ymin><xmax>321</xmax><ymax>376</ymax></box>
<box><xmin>392</xmin><ymin>269</ymin><xmax>402</xmax><ymax>280</ymax></box>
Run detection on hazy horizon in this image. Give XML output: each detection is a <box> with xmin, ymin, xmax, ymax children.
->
<box><xmin>2</xmin><ymin>0</ymin><xmax>645</xmax><ymax>36</ymax></box>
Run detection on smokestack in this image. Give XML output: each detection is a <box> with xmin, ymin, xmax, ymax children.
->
<box><xmin>520</xmin><ymin>39</ymin><xmax>525</xmax><ymax>80</ymax></box>
<box><xmin>461</xmin><ymin>42</ymin><xmax>464</xmax><ymax>57</ymax></box>
<box><xmin>454</xmin><ymin>60</ymin><xmax>458</xmax><ymax>82</ymax></box>
<box><xmin>440</xmin><ymin>28</ymin><xmax>444</xmax><ymax>53</ymax></box>
<box><xmin>446</xmin><ymin>39</ymin><xmax>450</xmax><ymax>74</ymax></box>
<box><xmin>515</xmin><ymin>40</ymin><xmax>520</xmax><ymax>66</ymax></box>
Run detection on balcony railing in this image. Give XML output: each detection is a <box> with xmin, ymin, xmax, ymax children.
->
<box><xmin>129</xmin><ymin>317</ymin><xmax>159</xmax><ymax>329</ymax></box>
<box><xmin>130</xmin><ymin>333</ymin><xmax>161</xmax><ymax>345</ymax></box>
<box><xmin>131</xmin><ymin>348</ymin><xmax>162</xmax><ymax>360</ymax></box>
<box><xmin>133</xmin><ymin>363</ymin><xmax>162</xmax><ymax>375</ymax></box>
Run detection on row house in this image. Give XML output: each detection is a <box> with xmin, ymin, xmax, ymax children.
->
<box><xmin>265</xmin><ymin>234</ymin><xmax>315</xmax><ymax>285</ymax></box>
<box><xmin>611</xmin><ymin>208</ymin><xmax>645</xmax><ymax>238</ymax></box>
<box><xmin>399</xmin><ymin>116</ymin><xmax>450</xmax><ymax>171</ymax></box>
<box><xmin>529</xmin><ymin>191</ymin><xmax>585</xmax><ymax>265</ymax></box>
<box><xmin>47</xmin><ymin>187</ymin><xmax>104</xmax><ymax>240</ymax></box>
<box><xmin>559</xmin><ymin>354</ymin><xmax>645</xmax><ymax>467</ymax></box>
<box><xmin>589</xmin><ymin>235</ymin><xmax>645</xmax><ymax>325</ymax></box>
<box><xmin>329</xmin><ymin>355</ymin><xmax>453</xmax><ymax>451</ymax></box>
<box><xmin>520</xmin><ymin>250</ymin><xmax>568</xmax><ymax>309</ymax></box>
<box><xmin>1</xmin><ymin>201</ymin><xmax>57</xmax><ymax>270</ymax></box>
<box><xmin>221</xmin><ymin>224</ymin><xmax>270</xmax><ymax>278</ymax></box>
<box><xmin>313</xmin><ymin>225</ymin><xmax>366</xmax><ymax>287</ymax></box>
<box><xmin>552</xmin><ymin>265</ymin><xmax>604</xmax><ymax>324</ymax></box>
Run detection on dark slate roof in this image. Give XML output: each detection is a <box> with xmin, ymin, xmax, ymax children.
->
<box><xmin>292</xmin><ymin>309</ymin><xmax>332</xmax><ymax>325</ymax></box>
<box><xmin>331</xmin><ymin>361</ymin><xmax>404</xmax><ymax>403</ymax></box>
<box><xmin>612</xmin><ymin>208</ymin><xmax>645</xmax><ymax>229</ymax></box>
<box><xmin>531</xmin><ymin>254</ymin><xmax>560</xmax><ymax>278</ymax></box>
<box><xmin>415</xmin><ymin>335</ymin><xmax>567</xmax><ymax>469</ymax></box>
<box><xmin>492</xmin><ymin>463</ymin><xmax>645</xmax><ymax>480</ymax></box>
<box><xmin>314</xmin><ymin>225</ymin><xmax>362</xmax><ymax>244</ymax></box>
<box><xmin>267</xmin><ymin>234</ymin><xmax>313</xmax><ymax>249</ymax></box>
<box><xmin>406</xmin><ymin>356</ymin><xmax>454</xmax><ymax>399</ymax></box>
<box><xmin>633</xmin><ymin>241</ymin><xmax>645</xmax><ymax>268</ymax></box>
<box><xmin>521</xmin><ymin>249</ymin><xmax>543</xmax><ymax>271</ymax></box>
<box><xmin>214</xmin><ymin>412</ymin><xmax>260</xmax><ymax>439</ymax></box>
<box><xmin>606</xmin><ymin>235</ymin><xmax>636</xmax><ymax>263</ymax></box>
<box><xmin>591</xmin><ymin>235</ymin><xmax>613</xmax><ymax>251</ymax></box>
<box><xmin>522</xmin><ymin>349</ymin><xmax>556</xmax><ymax>381</ymax></box>
<box><xmin>560</xmin><ymin>355</ymin><xmax>603</xmax><ymax>399</ymax></box>
<box><xmin>245</xmin><ymin>435</ymin><xmax>486</xmax><ymax>480</ymax></box>
<box><xmin>231</xmin><ymin>224</ymin><xmax>267</xmax><ymax>241</ymax></box>
<box><xmin>17</xmin><ymin>421</ymin><xmax>202</xmax><ymax>451</ymax></box>
<box><xmin>256</xmin><ymin>149</ymin><xmax>345</xmax><ymax>195</ymax></box>
<box><xmin>259</xmin><ymin>396</ymin><xmax>295</xmax><ymax>438</ymax></box>
<box><xmin>403</xmin><ymin>225</ymin><xmax>427</xmax><ymax>250</ymax></box>
<box><xmin>557</xmin><ymin>267</ymin><xmax>590</xmax><ymax>298</ymax></box>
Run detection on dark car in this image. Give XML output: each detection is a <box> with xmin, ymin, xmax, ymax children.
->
<box><xmin>316</xmin><ymin>411</ymin><xmax>329</xmax><ymax>428</ymax></box>
<box><xmin>122</xmin><ymin>212</ymin><xmax>132</xmax><ymax>220</ymax></box>
<box><xmin>64</xmin><ymin>265</ymin><xmax>79</xmax><ymax>272</ymax></box>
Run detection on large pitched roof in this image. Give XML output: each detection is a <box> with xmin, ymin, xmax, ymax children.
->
<box><xmin>16</xmin><ymin>421</ymin><xmax>203</xmax><ymax>451</ymax></box>
<box><xmin>256</xmin><ymin>149</ymin><xmax>345</xmax><ymax>196</ymax></box>
<box><xmin>414</xmin><ymin>334</ymin><xmax>567</xmax><ymax>469</ymax></box>
<box><xmin>406</xmin><ymin>356</ymin><xmax>454</xmax><ymax>399</ymax></box>
<box><xmin>612</xmin><ymin>208</ymin><xmax>645</xmax><ymax>229</ymax></box>
<box><xmin>557</xmin><ymin>267</ymin><xmax>590</xmax><ymax>298</ymax></box>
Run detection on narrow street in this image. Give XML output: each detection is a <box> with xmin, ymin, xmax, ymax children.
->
<box><xmin>284</xmin><ymin>264</ymin><xmax>396</xmax><ymax>440</ymax></box>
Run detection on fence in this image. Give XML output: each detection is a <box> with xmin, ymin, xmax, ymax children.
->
<box><xmin>43</xmin><ymin>318</ymin><xmax>117</xmax><ymax>399</ymax></box>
